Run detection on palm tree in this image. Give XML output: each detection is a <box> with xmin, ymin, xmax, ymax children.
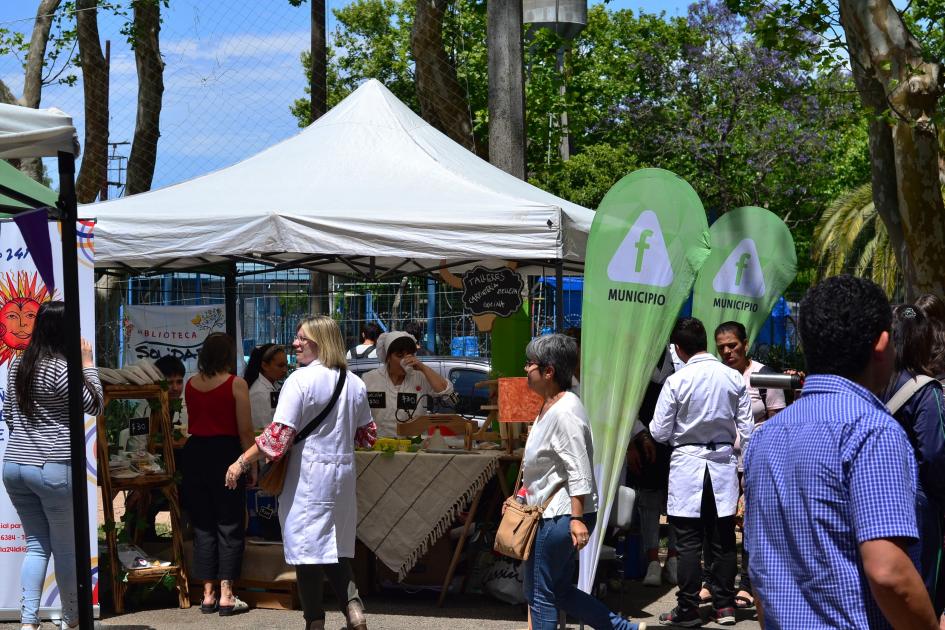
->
<box><xmin>812</xmin><ymin>183</ymin><xmax>900</xmax><ymax>297</ymax></box>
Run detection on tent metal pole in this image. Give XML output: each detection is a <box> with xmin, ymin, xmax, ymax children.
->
<box><xmin>555</xmin><ymin>259</ymin><xmax>564</xmax><ymax>332</ymax></box>
<box><xmin>426</xmin><ymin>277</ymin><xmax>436</xmax><ymax>353</ymax></box>
<box><xmin>57</xmin><ymin>151</ymin><xmax>94</xmax><ymax>630</ymax></box>
<box><xmin>225</xmin><ymin>262</ymin><xmax>237</xmax><ymax>341</ymax></box>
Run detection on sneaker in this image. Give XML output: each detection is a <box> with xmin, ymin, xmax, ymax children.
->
<box><xmin>658</xmin><ymin>606</ymin><xmax>702</xmax><ymax>627</ymax></box>
<box><xmin>628</xmin><ymin>622</ymin><xmax>648</xmax><ymax>630</ymax></box>
<box><xmin>711</xmin><ymin>607</ymin><xmax>736</xmax><ymax>626</ymax></box>
<box><xmin>643</xmin><ymin>559</ymin><xmax>662</xmax><ymax>586</ymax></box>
<box><xmin>662</xmin><ymin>556</ymin><xmax>678</xmax><ymax>585</ymax></box>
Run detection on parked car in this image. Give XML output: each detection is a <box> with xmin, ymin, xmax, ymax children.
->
<box><xmin>347</xmin><ymin>355</ymin><xmax>492</xmax><ymax>418</ymax></box>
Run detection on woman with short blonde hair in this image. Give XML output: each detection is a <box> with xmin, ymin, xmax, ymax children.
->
<box><xmin>225</xmin><ymin>315</ymin><xmax>376</xmax><ymax>630</ymax></box>
<box><xmin>297</xmin><ymin>316</ymin><xmax>348</xmax><ymax>370</ymax></box>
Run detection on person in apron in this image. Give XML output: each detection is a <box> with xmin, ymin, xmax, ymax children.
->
<box><xmin>245</xmin><ymin>343</ymin><xmax>288</xmax><ymax>430</ymax></box>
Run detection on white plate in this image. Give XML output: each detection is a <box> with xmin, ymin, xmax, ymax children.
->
<box><xmin>120</xmin><ymin>365</ymin><xmax>152</xmax><ymax>385</ymax></box>
<box><xmin>135</xmin><ymin>359</ymin><xmax>164</xmax><ymax>381</ymax></box>
<box><xmin>98</xmin><ymin>367</ymin><xmax>127</xmax><ymax>384</ymax></box>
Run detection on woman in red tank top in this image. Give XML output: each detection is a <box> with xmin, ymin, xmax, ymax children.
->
<box><xmin>186</xmin><ymin>373</ymin><xmax>239</xmax><ymax>436</ymax></box>
<box><xmin>181</xmin><ymin>333</ymin><xmax>254</xmax><ymax>616</ymax></box>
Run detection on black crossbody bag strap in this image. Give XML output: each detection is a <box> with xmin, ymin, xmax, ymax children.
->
<box><xmin>292</xmin><ymin>368</ymin><xmax>347</xmax><ymax>444</ymax></box>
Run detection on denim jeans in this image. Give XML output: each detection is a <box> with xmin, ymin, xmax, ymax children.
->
<box><xmin>1</xmin><ymin>461</ymin><xmax>77</xmax><ymax>626</ymax></box>
<box><xmin>523</xmin><ymin>512</ymin><xmax>637</xmax><ymax>630</ymax></box>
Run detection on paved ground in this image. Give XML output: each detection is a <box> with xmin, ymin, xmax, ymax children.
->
<box><xmin>0</xmin><ymin>582</ymin><xmax>760</xmax><ymax>629</ymax></box>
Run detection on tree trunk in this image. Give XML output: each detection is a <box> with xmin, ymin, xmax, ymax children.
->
<box><xmin>75</xmin><ymin>0</ymin><xmax>108</xmax><ymax>204</ymax></box>
<box><xmin>412</xmin><ymin>0</ymin><xmax>478</xmax><ymax>154</ymax></box>
<box><xmin>19</xmin><ymin>0</ymin><xmax>62</xmax><ymax>182</ymax></box>
<box><xmin>839</xmin><ymin>0</ymin><xmax>945</xmax><ymax>299</ymax></box>
<box><xmin>125</xmin><ymin>0</ymin><xmax>165</xmax><ymax>196</ymax></box>
<box><xmin>0</xmin><ymin>79</ymin><xmax>16</xmax><ymax>105</ymax></box>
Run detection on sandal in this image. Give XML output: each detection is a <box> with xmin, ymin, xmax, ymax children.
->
<box><xmin>199</xmin><ymin>598</ymin><xmax>218</xmax><ymax>614</ymax></box>
<box><xmin>699</xmin><ymin>585</ymin><xmax>713</xmax><ymax>604</ymax></box>
<box><xmin>218</xmin><ymin>596</ymin><xmax>249</xmax><ymax>616</ymax></box>
<box><xmin>735</xmin><ymin>591</ymin><xmax>755</xmax><ymax>609</ymax></box>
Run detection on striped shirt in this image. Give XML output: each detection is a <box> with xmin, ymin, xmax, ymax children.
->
<box><xmin>744</xmin><ymin>374</ymin><xmax>919</xmax><ymax>629</ymax></box>
<box><xmin>3</xmin><ymin>356</ymin><xmax>104</xmax><ymax>466</ymax></box>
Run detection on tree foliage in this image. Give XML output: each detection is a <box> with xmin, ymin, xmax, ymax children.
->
<box><xmin>292</xmin><ymin>0</ymin><xmax>869</xmax><ymax>289</ymax></box>
<box><xmin>813</xmin><ymin>183</ymin><xmax>900</xmax><ymax>297</ymax></box>
<box><xmin>726</xmin><ymin>0</ymin><xmax>945</xmax><ymax>298</ymax></box>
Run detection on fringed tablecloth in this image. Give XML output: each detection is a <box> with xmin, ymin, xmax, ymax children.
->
<box><xmin>355</xmin><ymin>450</ymin><xmax>499</xmax><ymax>581</ymax></box>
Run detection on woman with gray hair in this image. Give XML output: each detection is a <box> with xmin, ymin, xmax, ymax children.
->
<box><xmin>519</xmin><ymin>334</ymin><xmax>646</xmax><ymax>630</ymax></box>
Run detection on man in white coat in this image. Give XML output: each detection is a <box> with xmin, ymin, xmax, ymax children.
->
<box><xmin>649</xmin><ymin>317</ymin><xmax>753</xmax><ymax>628</ymax></box>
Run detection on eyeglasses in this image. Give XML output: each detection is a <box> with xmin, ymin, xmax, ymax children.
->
<box><xmin>524</xmin><ymin>360</ymin><xmax>542</xmax><ymax>371</ymax></box>
<box><xmin>295</xmin><ymin>334</ymin><xmax>314</xmax><ymax>345</ymax></box>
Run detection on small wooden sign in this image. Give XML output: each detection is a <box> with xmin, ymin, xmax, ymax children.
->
<box><xmin>497</xmin><ymin>377</ymin><xmax>542</xmax><ymax>422</ymax></box>
<box><xmin>461</xmin><ymin>266</ymin><xmax>524</xmax><ymax>317</ymax></box>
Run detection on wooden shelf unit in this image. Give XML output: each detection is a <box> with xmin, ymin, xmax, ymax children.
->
<box><xmin>97</xmin><ymin>384</ymin><xmax>190</xmax><ymax>614</ymax></box>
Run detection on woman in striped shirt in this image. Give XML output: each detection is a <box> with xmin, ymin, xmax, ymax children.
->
<box><xmin>2</xmin><ymin>301</ymin><xmax>103</xmax><ymax>630</ymax></box>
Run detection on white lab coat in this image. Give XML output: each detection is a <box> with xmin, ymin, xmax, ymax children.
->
<box><xmin>249</xmin><ymin>375</ymin><xmax>278</xmax><ymax>431</ymax></box>
<box><xmin>273</xmin><ymin>360</ymin><xmax>374</xmax><ymax>565</ymax></box>
<box><xmin>649</xmin><ymin>353</ymin><xmax>753</xmax><ymax>518</ymax></box>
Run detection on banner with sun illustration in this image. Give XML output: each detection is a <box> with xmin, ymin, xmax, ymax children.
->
<box><xmin>0</xmin><ymin>220</ymin><xmax>98</xmax><ymax>619</ymax></box>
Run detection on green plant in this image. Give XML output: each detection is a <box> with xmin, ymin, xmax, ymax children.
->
<box><xmin>103</xmin><ymin>400</ymin><xmax>138</xmax><ymax>449</ymax></box>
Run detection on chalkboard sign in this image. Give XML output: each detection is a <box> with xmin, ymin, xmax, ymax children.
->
<box><xmin>461</xmin><ymin>266</ymin><xmax>524</xmax><ymax>317</ymax></box>
<box><xmin>129</xmin><ymin>417</ymin><xmax>150</xmax><ymax>437</ymax></box>
<box><xmin>367</xmin><ymin>392</ymin><xmax>386</xmax><ymax>409</ymax></box>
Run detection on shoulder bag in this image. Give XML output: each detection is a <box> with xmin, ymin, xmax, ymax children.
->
<box><xmin>494</xmin><ymin>465</ymin><xmax>563</xmax><ymax>561</ymax></box>
<box><xmin>886</xmin><ymin>374</ymin><xmax>936</xmax><ymax>415</ymax></box>
<box><xmin>258</xmin><ymin>368</ymin><xmax>347</xmax><ymax>495</ymax></box>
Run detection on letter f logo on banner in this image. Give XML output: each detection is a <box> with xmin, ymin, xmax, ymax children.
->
<box><xmin>735</xmin><ymin>253</ymin><xmax>751</xmax><ymax>286</ymax></box>
<box><xmin>634</xmin><ymin>229</ymin><xmax>653</xmax><ymax>272</ymax></box>
<box><xmin>713</xmin><ymin>238</ymin><xmax>766</xmax><ymax>297</ymax></box>
<box><xmin>607</xmin><ymin>210</ymin><xmax>674</xmax><ymax>286</ymax></box>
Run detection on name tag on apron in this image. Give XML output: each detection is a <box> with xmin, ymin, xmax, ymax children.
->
<box><xmin>367</xmin><ymin>391</ymin><xmax>386</xmax><ymax>408</ymax></box>
<box><xmin>397</xmin><ymin>392</ymin><xmax>418</xmax><ymax>411</ymax></box>
<box><xmin>269</xmin><ymin>390</ymin><xmax>280</xmax><ymax>409</ymax></box>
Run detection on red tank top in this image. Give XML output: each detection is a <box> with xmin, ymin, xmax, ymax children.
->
<box><xmin>185</xmin><ymin>374</ymin><xmax>239</xmax><ymax>437</ymax></box>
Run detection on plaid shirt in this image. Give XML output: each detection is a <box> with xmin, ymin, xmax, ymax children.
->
<box><xmin>744</xmin><ymin>374</ymin><xmax>919</xmax><ymax>630</ymax></box>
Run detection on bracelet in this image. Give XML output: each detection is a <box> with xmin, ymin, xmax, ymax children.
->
<box><xmin>237</xmin><ymin>455</ymin><xmax>250</xmax><ymax>473</ymax></box>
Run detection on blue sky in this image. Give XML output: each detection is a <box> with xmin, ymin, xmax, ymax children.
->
<box><xmin>0</xmin><ymin>0</ymin><xmax>688</xmax><ymax>192</ymax></box>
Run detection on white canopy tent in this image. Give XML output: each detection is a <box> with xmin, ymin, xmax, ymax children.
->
<box><xmin>92</xmin><ymin>79</ymin><xmax>593</xmax><ymax>278</ymax></box>
<box><xmin>0</xmin><ymin>103</ymin><xmax>78</xmax><ymax>159</ymax></box>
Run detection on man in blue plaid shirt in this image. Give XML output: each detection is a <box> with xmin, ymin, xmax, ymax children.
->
<box><xmin>744</xmin><ymin>275</ymin><xmax>937</xmax><ymax>629</ymax></box>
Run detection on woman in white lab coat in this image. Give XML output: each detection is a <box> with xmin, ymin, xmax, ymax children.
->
<box><xmin>225</xmin><ymin>316</ymin><xmax>376</xmax><ymax>630</ymax></box>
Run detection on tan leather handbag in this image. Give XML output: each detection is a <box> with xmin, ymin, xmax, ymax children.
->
<box><xmin>493</xmin><ymin>471</ymin><xmax>563</xmax><ymax>561</ymax></box>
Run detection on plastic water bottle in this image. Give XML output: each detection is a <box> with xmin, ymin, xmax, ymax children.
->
<box><xmin>515</xmin><ymin>486</ymin><xmax>527</xmax><ymax>505</ymax></box>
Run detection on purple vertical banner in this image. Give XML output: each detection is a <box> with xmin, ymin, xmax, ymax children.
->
<box><xmin>12</xmin><ymin>208</ymin><xmax>55</xmax><ymax>293</ymax></box>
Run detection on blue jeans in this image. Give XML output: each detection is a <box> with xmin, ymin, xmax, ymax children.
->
<box><xmin>523</xmin><ymin>512</ymin><xmax>638</xmax><ymax>630</ymax></box>
<box><xmin>2</xmin><ymin>461</ymin><xmax>77</xmax><ymax>626</ymax></box>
